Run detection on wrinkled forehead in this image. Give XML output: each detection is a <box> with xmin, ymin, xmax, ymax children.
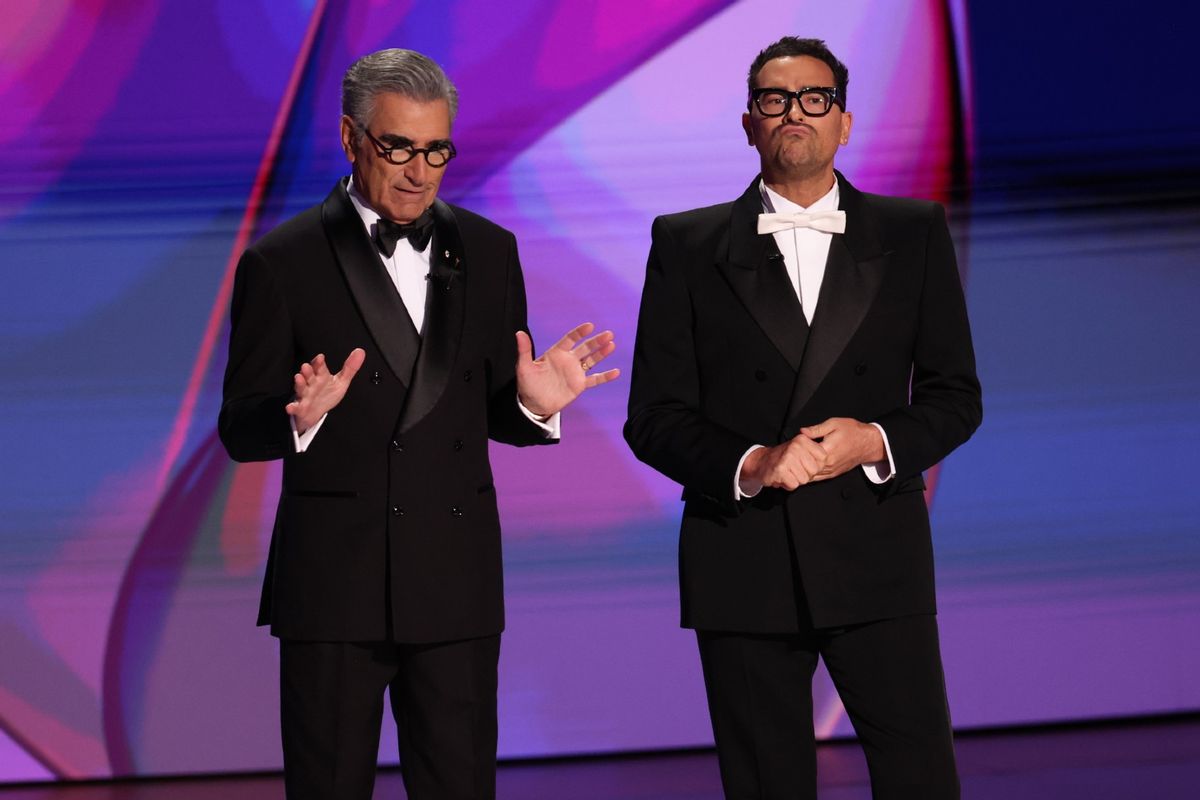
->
<box><xmin>366</xmin><ymin>92</ymin><xmax>452</xmax><ymax>140</ymax></box>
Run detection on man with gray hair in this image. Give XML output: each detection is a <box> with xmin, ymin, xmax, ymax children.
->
<box><xmin>219</xmin><ymin>48</ymin><xmax>618</xmax><ymax>799</ymax></box>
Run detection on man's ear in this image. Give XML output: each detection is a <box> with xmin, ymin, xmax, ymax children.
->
<box><xmin>742</xmin><ymin>112</ymin><xmax>754</xmax><ymax>146</ymax></box>
<box><xmin>339</xmin><ymin>115</ymin><xmax>358</xmax><ymax>164</ymax></box>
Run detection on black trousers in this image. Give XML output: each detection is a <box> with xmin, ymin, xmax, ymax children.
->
<box><xmin>279</xmin><ymin>635</ymin><xmax>501</xmax><ymax>800</ymax></box>
<box><xmin>697</xmin><ymin>616</ymin><xmax>959</xmax><ymax>800</ymax></box>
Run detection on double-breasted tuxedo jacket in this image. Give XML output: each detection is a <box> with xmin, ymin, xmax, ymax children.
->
<box><xmin>625</xmin><ymin>172</ymin><xmax>982</xmax><ymax>632</ymax></box>
<box><xmin>219</xmin><ymin>180</ymin><xmax>551</xmax><ymax>644</ymax></box>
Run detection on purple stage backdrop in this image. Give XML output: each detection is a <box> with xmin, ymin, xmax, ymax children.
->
<box><xmin>2</xmin><ymin>0</ymin><xmax>1199</xmax><ymax>783</ymax></box>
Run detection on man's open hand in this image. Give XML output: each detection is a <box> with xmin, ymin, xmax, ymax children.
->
<box><xmin>285</xmin><ymin>348</ymin><xmax>366</xmax><ymax>433</ymax></box>
<box><xmin>515</xmin><ymin>322</ymin><xmax>619</xmax><ymax>417</ymax></box>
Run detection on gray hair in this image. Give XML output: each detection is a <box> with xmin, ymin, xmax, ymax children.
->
<box><xmin>341</xmin><ymin>49</ymin><xmax>459</xmax><ymax>139</ymax></box>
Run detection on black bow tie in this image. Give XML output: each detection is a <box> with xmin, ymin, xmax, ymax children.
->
<box><xmin>374</xmin><ymin>210</ymin><xmax>435</xmax><ymax>257</ymax></box>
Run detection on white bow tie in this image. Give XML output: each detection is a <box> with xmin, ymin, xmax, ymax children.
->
<box><xmin>757</xmin><ymin>210</ymin><xmax>846</xmax><ymax>235</ymax></box>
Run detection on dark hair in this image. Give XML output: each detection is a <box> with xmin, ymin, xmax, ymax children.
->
<box><xmin>747</xmin><ymin>37</ymin><xmax>849</xmax><ymax>108</ymax></box>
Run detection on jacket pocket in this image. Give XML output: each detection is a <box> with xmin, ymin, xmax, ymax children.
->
<box><xmin>893</xmin><ymin>475</ymin><xmax>926</xmax><ymax>494</ymax></box>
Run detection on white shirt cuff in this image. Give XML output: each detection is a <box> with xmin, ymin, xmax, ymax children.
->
<box><xmin>291</xmin><ymin>413</ymin><xmax>328</xmax><ymax>453</ymax></box>
<box><xmin>517</xmin><ymin>399</ymin><xmax>561</xmax><ymax>439</ymax></box>
<box><xmin>735</xmin><ymin>444</ymin><xmax>765</xmax><ymax>499</ymax></box>
<box><xmin>861</xmin><ymin>422</ymin><xmax>895</xmax><ymax>484</ymax></box>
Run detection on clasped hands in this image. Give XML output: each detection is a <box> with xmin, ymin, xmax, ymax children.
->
<box><xmin>741</xmin><ymin>418</ymin><xmax>885</xmax><ymax>492</ymax></box>
<box><xmin>285</xmin><ymin>323</ymin><xmax>618</xmax><ymax>433</ymax></box>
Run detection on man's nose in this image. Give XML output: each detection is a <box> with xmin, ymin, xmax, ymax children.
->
<box><xmin>403</xmin><ymin>157</ymin><xmax>430</xmax><ymax>185</ymax></box>
<box><xmin>785</xmin><ymin>96</ymin><xmax>808</xmax><ymax>122</ymax></box>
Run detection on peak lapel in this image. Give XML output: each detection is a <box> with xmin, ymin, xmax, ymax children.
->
<box><xmin>785</xmin><ymin>173</ymin><xmax>889</xmax><ymax>425</ymax></box>
<box><xmin>321</xmin><ymin>181</ymin><xmax>421</xmax><ymax>387</ymax></box>
<box><xmin>398</xmin><ymin>199</ymin><xmax>466</xmax><ymax>433</ymax></box>
<box><xmin>716</xmin><ymin>178</ymin><xmax>809</xmax><ymax>371</ymax></box>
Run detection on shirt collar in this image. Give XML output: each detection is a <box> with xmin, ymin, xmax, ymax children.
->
<box><xmin>346</xmin><ymin>176</ymin><xmax>380</xmax><ymax>232</ymax></box>
<box><xmin>759</xmin><ymin>176</ymin><xmax>840</xmax><ymax>214</ymax></box>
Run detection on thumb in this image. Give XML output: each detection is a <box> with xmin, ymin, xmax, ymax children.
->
<box><xmin>800</xmin><ymin>419</ymin><xmax>832</xmax><ymax>440</ymax></box>
<box><xmin>515</xmin><ymin>330</ymin><xmax>534</xmax><ymax>365</ymax></box>
<box><xmin>339</xmin><ymin>347</ymin><xmax>366</xmax><ymax>381</ymax></box>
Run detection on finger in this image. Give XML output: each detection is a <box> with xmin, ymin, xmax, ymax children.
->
<box><xmin>788</xmin><ymin>463</ymin><xmax>809</xmax><ymax>487</ymax></box>
<box><xmin>797</xmin><ymin>444</ymin><xmax>827</xmax><ymax>476</ymax></box>
<box><xmin>813</xmin><ymin>436</ymin><xmax>836</xmax><ymax>457</ymax></box>
<box><xmin>311</xmin><ymin>353</ymin><xmax>328</xmax><ymax>375</ymax></box>
<box><xmin>515</xmin><ymin>330</ymin><xmax>534</xmax><ymax>365</ymax></box>
<box><xmin>800</xmin><ymin>419</ymin><xmax>835</xmax><ymax>439</ymax></box>
<box><xmin>764</xmin><ymin>459</ymin><xmax>798</xmax><ymax>490</ymax></box>
<box><xmin>339</xmin><ymin>347</ymin><xmax>366</xmax><ymax>381</ymax></box>
<box><xmin>293</xmin><ymin>372</ymin><xmax>307</xmax><ymax>395</ymax></box>
<box><xmin>577</xmin><ymin>337</ymin><xmax>617</xmax><ymax>365</ymax></box>
<box><xmin>810</xmin><ymin>446</ymin><xmax>848</xmax><ymax>478</ymax></box>
<box><xmin>285</xmin><ymin>400</ymin><xmax>300</xmax><ymax>416</ymax></box>
<box><xmin>585</xmin><ymin>367</ymin><xmax>621</xmax><ymax>387</ymax></box>
<box><xmin>789</xmin><ymin>433</ymin><xmax>826</xmax><ymax>459</ymax></box>
<box><xmin>787</xmin><ymin>450</ymin><xmax>816</xmax><ymax>482</ymax></box>
<box><xmin>554</xmin><ymin>321</ymin><xmax>596</xmax><ymax>351</ymax></box>
<box><xmin>577</xmin><ymin>329</ymin><xmax>615</xmax><ymax>353</ymax></box>
<box><xmin>811</xmin><ymin>459</ymin><xmax>847</xmax><ymax>481</ymax></box>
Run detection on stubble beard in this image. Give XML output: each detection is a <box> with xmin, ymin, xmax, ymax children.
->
<box><xmin>768</xmin><ymin>135</ymin><xmax>828</xmax><ymax>184</ymax></box>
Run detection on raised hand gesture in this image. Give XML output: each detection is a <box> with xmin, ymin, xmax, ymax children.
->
<box><xmin>285</xmin><ymin>348</ymin><xmax>366</xmax><ymax>433</ymax></box>
<box><xmin>515</xmin><ymin>322</ymin><xmax>619</xmax><ymax>417</ymax></box>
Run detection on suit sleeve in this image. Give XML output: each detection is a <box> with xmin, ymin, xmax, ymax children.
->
<box><xmin>486</xmin><ymin>231</ymin><xmax>556</xmax><ymax>447</ymax></box>
<box><xmin>624</xmin><ymin>216</ymin><xmax>755</xmax><ymax>505</ymax></box>
<box><xmin>217</xmin><ymin>247</ymin><xmax>296</xmax><ymax>462</ymax></box>
<box><xmin>874</xmin><ymin>203</ymin><xmax>982</xmax><ymax>478</ymax></box>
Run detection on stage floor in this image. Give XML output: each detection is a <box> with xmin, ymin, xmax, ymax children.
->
<box><xmin>2</xmin><ymin>715</ymin><xmax>1197</xmax><ymax>799</ymax></box>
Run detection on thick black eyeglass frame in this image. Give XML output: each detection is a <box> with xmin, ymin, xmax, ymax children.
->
<box><xmin>362</xmin><ymin>128</ymin><xmax>457</xmax><ymax>167</ymax></box>
<box><xmin>749</xmin><ymin>86</ymin><xmax>844</xmax><ymax>118</ymax></box>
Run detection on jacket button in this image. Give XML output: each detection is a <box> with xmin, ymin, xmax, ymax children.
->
<box><xmin>392</xmin><ymin>440</ymin><xmax>404</xmax><ymax>452</ymax></box>
<box><xmin>463</xmin><ymin>370</ymin><xmax>472</xmax><ymax>382</ymax></box>
<box><xmin>371</xmin><ymin>370</ymin><xmax>382</xmax><ymax>385</ymax></box>
<box><xmin>392</xmin><ymin>506</ymin><xmax>405</xmax><ymax>516</ymax></box>
<box><xmin>451</xmin><ymin>506</ymin><xmax>463</xmax><ymax>517</ymax></box>
<box><xmin>754</xmin><ymin>370</ymin><xmax>767</xmax><ymax>382</ymax></box>
<box><xmin>854</xmin><ymin>362</ymin><xmax>867</xmax><ymax>376</ymax></box>
<box><xmin>453</xmin><ymin>439</ymin><xmax>463</xmax><ymax>451</ymax></box>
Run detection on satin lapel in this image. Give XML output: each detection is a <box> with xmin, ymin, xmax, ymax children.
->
<box><xmin>321</xmin><ymin>181</ymin><xmax>420</xmax><ymax>386</ymax></box>
<box><xmin>715</xmin><ymin>178</ymin><xmax>808</xmax><ymax>371</ymax></box>
<box><xmin>786</xmin><ymin>173</ymin><xmax>888</xmax><ymax>423</ymax></box>
<box><xmin>399</xmin><ymin>198</ymin><xmax>466</xmax><ymax>433</ymax></box>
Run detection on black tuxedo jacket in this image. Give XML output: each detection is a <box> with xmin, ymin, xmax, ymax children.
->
<box><xmin>624</xmin><ymin>173</ymin><xmax>982</xmax><ymax>632</ymax></box>
<box><xmin>219</xmin><ymin>180</ymin><xmax>551</xmax><ymax>644</ymax></box>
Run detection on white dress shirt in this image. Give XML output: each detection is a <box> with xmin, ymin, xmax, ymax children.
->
<box><xmin>291</xmin><ymin>178</ymin><xmax>559</xmax><ymax>452</ymax></box>
<box><xmin>761</xmin><ymin>179</ymin><xmax>839</xmax><ymax>325</ymax></box>
<box><xmin>734</xmin><ymin>177</ymin><xmax>895</xmax><ymax>498</ymax></box>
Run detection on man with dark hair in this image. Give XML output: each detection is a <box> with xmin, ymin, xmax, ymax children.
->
<box><xmin>625</xmin><ymin>36</ymin><xmax>980</xmax><ymax>799</ymax></box>
<box><xmin>219</xmin><ymin>48</ymin><xmax>618</xmax><ymax>800</ymax></box>
<box><xmin>748</xmin><ymin>35</ymin><xmax>850</xmax><ymax>101</ymax></box>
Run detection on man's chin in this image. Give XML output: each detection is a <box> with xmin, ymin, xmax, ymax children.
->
<box><xmin>382</xmin><ymin>198</ymin><xmax>430</xmax><ymax>223</ymax></box>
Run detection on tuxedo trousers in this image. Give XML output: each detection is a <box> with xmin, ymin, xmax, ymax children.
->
<box><xmin>697</xmin><ymin>615</ymin><xmax>959</xmax><ymax>800</ymax></box>
<box><xmin>279</xmin><ymin>635</ymin><xmax>501</xmax><ymax>800</ymax></box>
